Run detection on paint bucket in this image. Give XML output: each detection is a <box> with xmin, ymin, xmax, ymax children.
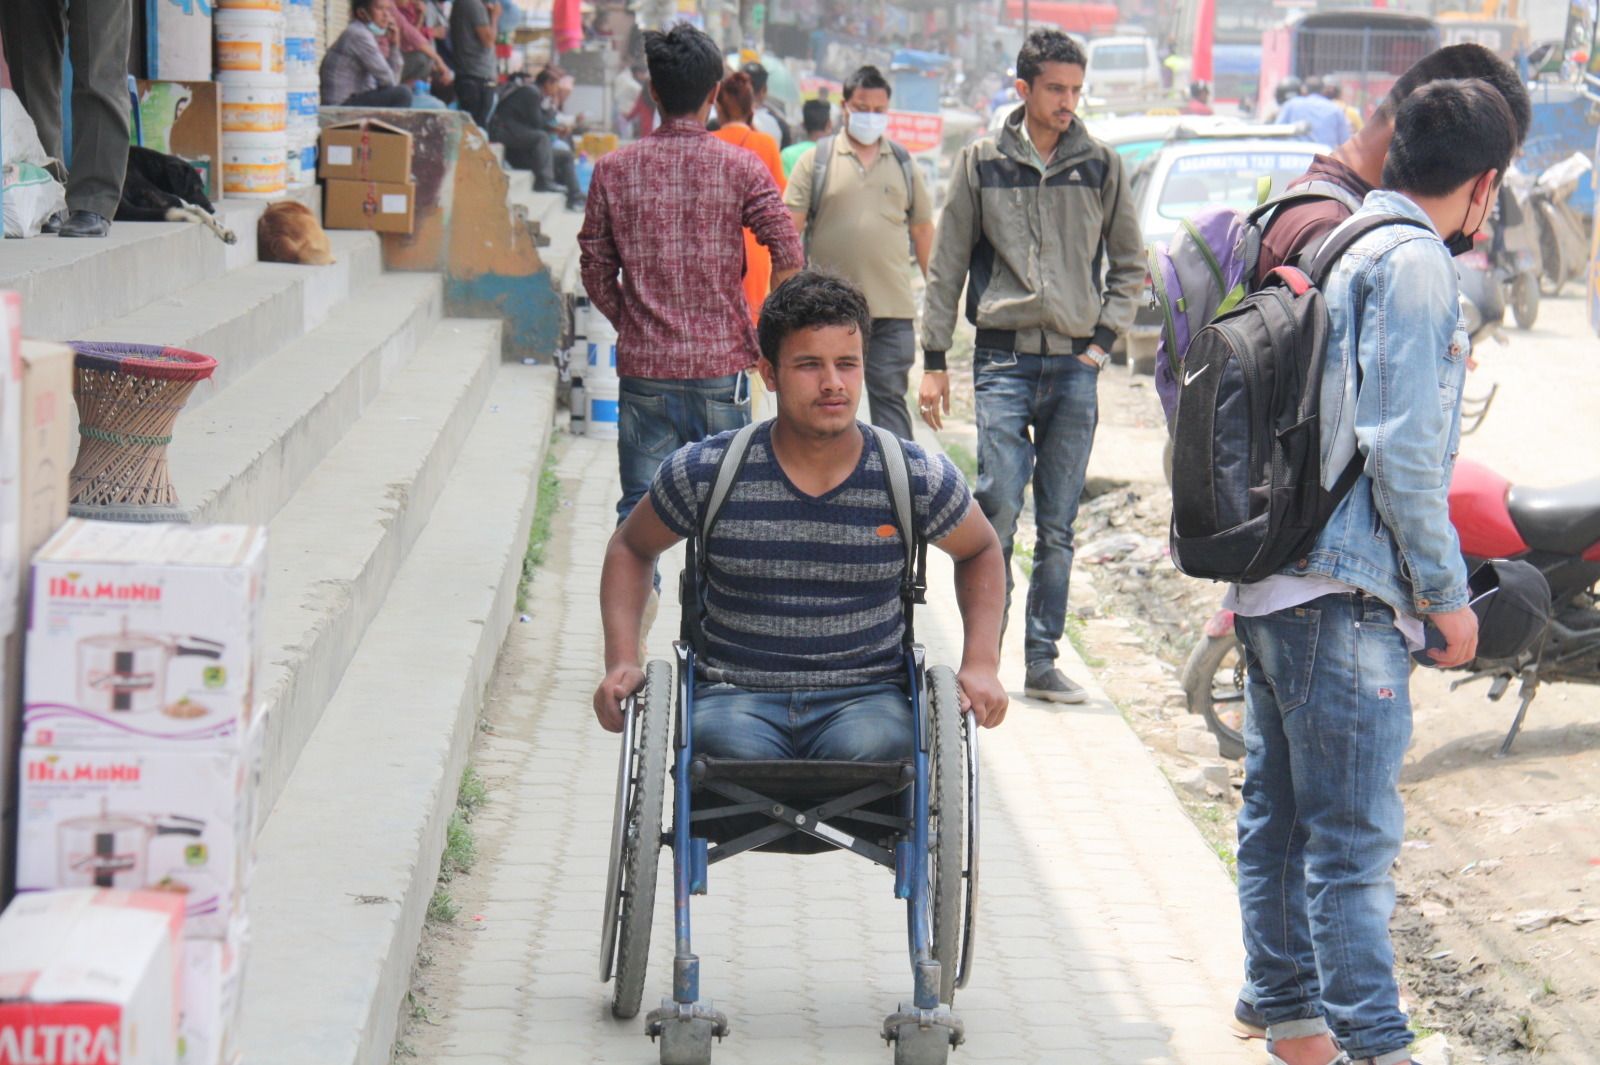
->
<box><xmin>286</xmin><ymin>78</ymin><xmax>319</xmax><ymax>131</ymax></box>
<box><xmin>569</xmin><ymin>376</ymin><xmax>587</xmax><ymax>435</ymax></box>
<box><xmin>215</xmin><ymin>8</ymin><xmax>285</xmax><ymax>80</ymax></box>
<box><xmin>288</xmin><ymin>131</ymin><xmax>318</xmax><ymax>187</ymax></box>
<box><xmin>223</xmin><ymin>139</ymin><xmax>287</xmax><ymax>199</ymax></box>
<box><xmin>218</xmin><ymin>0</ymin><xmax>284</xmax><ymax>9</ymax></box>
<box><xmin>586</xmin><ymin>339</ymin><xmax>618</xmax><ymax>378</ymax></box>
<box><xmin>221</xmin><ymin>78</ymin><xmax>287</xmax><ymax>139</ymax></box>
<box><xmin>586</xmin><ymin>376</ymin><xmax>620</xmax><ymax>440</ymax></box>
<box><xmin>284</xmin><ymin>8</ymin><xmax>316</xmax><ymax>79</ymax></box>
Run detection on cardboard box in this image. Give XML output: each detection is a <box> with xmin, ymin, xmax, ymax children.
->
<box><xmin>16</xmin><ymin>744</ymin><xmax>255</xmax><ymax>939</ymax></box>
<box><xmin>179</xmin><ymin>919</ymin><xmax>246</xmax><ymax>1065</ymax></box>
<box><xmin>1</xmin><ymin>293</ymin><xmax>22</xmax><ymax>645</ymax></box>
<box><xmin>323</xmin><ymin>178</ymin><xmax>416</xmax><ymax>234</ymax></box>
<box><xmin>22</xmin><ymin>520</ymin><xmax>266</xmax><ymax>751</ymax></box>
<box><xmin>2</xmin><ymin>341</ymin><xmax>75</xmax><ymax>906</ymax></box>
<box><xmin>317</xmin><ymin>118</ymin><xmax>413</xmax><ymax>184</ymax></box>
<box><xmin>0</xmin><ymin>889</ymin><xmax>184</xmax><ymax>1065</ymax></box>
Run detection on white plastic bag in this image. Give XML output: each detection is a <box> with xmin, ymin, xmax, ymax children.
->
<box><xmin>1</xmin><ymin>88</ymin><xmax>51</xmax><ymax>168</ymax></box>
<box><xmin>3</xmin><ymin>162</ymin><xmax>68</xmax><ymax>238</ymax></box>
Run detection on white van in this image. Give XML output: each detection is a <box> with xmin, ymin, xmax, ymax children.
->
<box><xmin>1085</xmin><ymin>35</ymin><xmax>1162</xmax><ymax>101</ymax></box>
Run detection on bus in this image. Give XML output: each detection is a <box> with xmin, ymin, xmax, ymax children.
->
<box><xmin>1257</xmin><ymin>10</ymin><xmax>1440</xmax><ymax>117</ymax></box>
<box><xmin>1173</xmin><ymin>0</ymin><xmax>1280</xmax><ymax>107</ymax></box>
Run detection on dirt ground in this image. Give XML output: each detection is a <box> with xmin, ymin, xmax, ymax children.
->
<box><xmin>971</xmin><ymin>292</ymin><xmax>1600</xmax><ymax>1064</ymax></box>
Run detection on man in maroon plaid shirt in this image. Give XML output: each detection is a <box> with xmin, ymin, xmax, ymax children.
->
<box><xmin>579</xmin><ymin>23</ymin><xmax>804</xmax><ymax>546</ymax></box>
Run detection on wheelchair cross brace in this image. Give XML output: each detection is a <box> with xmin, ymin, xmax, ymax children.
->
<box><xmin>688</xmin><ymin>774</ymin><xmax>911</xmax><ymax>868</ymax></box>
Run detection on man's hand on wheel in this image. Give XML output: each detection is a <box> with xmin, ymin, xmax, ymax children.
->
<box><xmin>593</xmin><ymin>664</ymin><xmax>645</xmax><ymax>732</ymax></box>
<box><xmin>955</xmin><ymin>666</ymin><xmax>1008</xmax><ymax>728</ymax></box>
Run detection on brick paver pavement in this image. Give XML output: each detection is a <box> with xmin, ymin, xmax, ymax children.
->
<box><xmin>412</xmin><ymin>435</ymin><xmax>1258</xmax><ymax>1065</ymax></box>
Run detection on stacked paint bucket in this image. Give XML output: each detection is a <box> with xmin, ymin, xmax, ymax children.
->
<box><xmin>215</xmin><ymin>0</ymin><xmax>288</xmax><ymax>199</ymax></box>
<box><xmin>584</xmin><ymin>303</ymin><xmax>621</xmax><ymax>439</ymax></box>
<box><xmin>284</xmin><ymin>0</ymin><xmax>319</xmax><ymax>187</ymax></box>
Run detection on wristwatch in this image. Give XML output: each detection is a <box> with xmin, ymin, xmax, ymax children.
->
<box><xmin>1085</xmin><ymin>345</ymin><xmax>1110</xmax><ymax>370</ymax></box>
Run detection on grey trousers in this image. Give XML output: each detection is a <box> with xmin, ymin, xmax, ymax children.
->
<box><xmin>0</xmin><ymin>0</ymin><xmax>132</xmax><ymax>219</ymax></box>
<box><xmin>865</xmin><ymin>317</ymin><xmax>916</xmax><ymax>440</ymax></box>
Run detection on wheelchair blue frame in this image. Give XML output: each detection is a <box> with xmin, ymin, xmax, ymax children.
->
<box><xmin>665</xmin><ymin>641</ymin><xmax>944</xmax><ymax>1016</ymax></box>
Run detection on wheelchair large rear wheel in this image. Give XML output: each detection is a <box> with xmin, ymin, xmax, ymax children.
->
<box><xmin>600</xmin><ymin>659</ymin><xmax>672</xmax><ymax>1020</ymax></box>
<box><xmin>926</xmin><ymin>666</ymin><xmax>965</xmax><ymax>1005</ymax></box>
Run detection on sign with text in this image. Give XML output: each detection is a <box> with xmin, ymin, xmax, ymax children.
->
<box><xmin>886</xmin><ymin>110</ymin><xmax>944</xmax><ymax>154</ymax></box>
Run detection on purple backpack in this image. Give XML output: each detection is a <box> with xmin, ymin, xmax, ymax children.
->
<box><xmin>1149</xmin><ymin>180</ymin><xmax>1363</xmax><ymax>424</ymax></box>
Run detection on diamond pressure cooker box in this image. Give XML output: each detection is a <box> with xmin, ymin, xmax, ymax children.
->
<box><xmin>15</xmin><ymin>745</ymin><xmax>255</xmax><ymax>940</ymax></box>
<box><xmin>23</xmin><ymin>520</ymin><xmax>266</xmax><ymax>751</ymax></box>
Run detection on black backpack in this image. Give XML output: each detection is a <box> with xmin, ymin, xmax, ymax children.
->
<box><xmin>1168</xmin><ymin>214</ymin><xmax>1430</xmax><ymax>584</ymax></box>
<box><xmin>680</xmin><ymin>422</ymin><xmax>928</xmax><ymax>655</ymax></box>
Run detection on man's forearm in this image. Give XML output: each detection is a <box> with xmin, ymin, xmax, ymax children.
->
<box><xmin>953</xmin><ymin>543</ymin><xmax>1006</xmax><ymax>669</ymax></box>
<box><xmin>600</xmin><ymin>533</ymin><xmax>655</xmax><ymax>669</ymax></box>
<box><xmin>911</xmin><ymin>222</ymin><xmax>934</xmax><ymax>277</ymax></box>
<box><xmin>771</xmin><ymin>265</ymin><xmax>799</xmax><ymax>291</ymax></box>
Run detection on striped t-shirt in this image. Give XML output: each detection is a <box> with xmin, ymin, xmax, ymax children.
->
<box><xmin>650</xmin><ymin>422</ymin><xmax>973</xmax><ymax>691</ymax></box>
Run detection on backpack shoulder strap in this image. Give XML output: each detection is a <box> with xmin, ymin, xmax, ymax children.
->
<box><xmin>888</xmin><ymin>139</ymin><xmax>917</xmax><ymax>224</ymax></box>
<box><xmin>866</xmin><ymin>426</ymin><xmax>929</xmax><ymax>614</ymax></box>
<box><xmin>699</xmin><ymin>422</ymin><xmax>761</xmax><ymax>543</ymax></box>
<box><xmin>1304</xmin><ymin>213</ymin><xmax>1432</xmax><ymax>287</ymax></box>
<box><xmin>803</xmin><ymin>135</ymin><xmax>836</xmax><ymax>249</ymax></box>
<box><xmin>1245</xmin><ymin>180</ymin><xmax>1364</xmax><ymax>227</ymax></box>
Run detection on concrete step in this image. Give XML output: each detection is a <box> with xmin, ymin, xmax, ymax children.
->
<box><xmin>253</xmin><ymin>318</ymin><xmax>503</xmax><ymax>818</ymax></box>
<box><xmin>505</xmin><ymin>166</ymin><xmax>534</xmax><ymax>199</ymax></box>
<box><xmin>74</xmin><ymin>230</ymin><xmax>384</xmax><ymax>405</ymax></box>
<box><xmin>242</xmin><ymin>363</ymin><xmax>557</xmax><ymax>1065</ymax></box>
<box><xmin>168</xmin><ymin>271</ymin><xmax>443</xmax><ymax>526</ymax></box>
<box><xmin>507</xmin><ymin>187</ymin><xmax>582</xmax><ymax>292</ymax></box>
<box><xmin>2</xmin><ymin>201</ymin><xmax>266</xmax><ymax>342</ymax></box>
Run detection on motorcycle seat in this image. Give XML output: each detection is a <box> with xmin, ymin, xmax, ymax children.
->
<box><xmin>1506</xmin><ymin>477</ymin><xmax>1600</xmax><ymax>555</ymax></box>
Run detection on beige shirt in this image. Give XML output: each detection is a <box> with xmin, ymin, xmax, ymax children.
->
<box><xmin>785</xmin><ymin>134</ymin><xmax>933</xmax><ymax>320</ymax></box>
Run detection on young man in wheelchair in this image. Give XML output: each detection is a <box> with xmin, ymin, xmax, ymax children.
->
<box><xmin>592</xmin><ymin>271</ymin><xmax>1009</xmax><ymax>750</ymax></box>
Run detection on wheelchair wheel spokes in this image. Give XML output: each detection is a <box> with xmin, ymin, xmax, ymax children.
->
<box><xmin>606</xmin><ymin>660</ymin><xmax>673</xmax><ymax>1020</ymax></box>
<box><xmin>926</xmin><ymin>665</ymin><xmax>965</xmax><ymax>1006</ymax></box>
<box><xmin>600</xmin><ymin>696</ymin><xmax>641</xmax><ymax>982</ymax></box>
<box><xmin>955</xmin><ymin>714</ymin><xmax>979</xmax><ymax>991</ymax></box>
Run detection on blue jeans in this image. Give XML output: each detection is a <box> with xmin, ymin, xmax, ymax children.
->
<box><xmin>692</xmin><ymin>681</ymin><xmax>914</xmax><ymax>761</ymax></box>
<box><xmin>616</xmin><ymin>373</ymin><xmax>750</xmax><ymax>524</ymax></box>
<box><xmin>972</xmin><ymin>349</ymin><xmax>1099</xmax><ymax>666</ymax></box>
<box><xmin>1235</xmin><ymin>593</ymin><xmax>1415</xmax><ymax>1063</ymax></box>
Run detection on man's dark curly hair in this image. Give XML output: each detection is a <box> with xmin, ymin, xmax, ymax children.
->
<box><xmin>758</xmin><ymin>272</ymin><xmax>872</xmax><ymax>365</ymax></box>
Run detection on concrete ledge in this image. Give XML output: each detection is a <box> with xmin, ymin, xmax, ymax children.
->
<box><xmin>73</xmin><ymin>231</ymin><xmax>383</xmax><ymax>405</ymax></box>
<box><xmin>3</xmin><ymin>201</ymin><xmax>265</xmax><ymax>342</ymax></box>
<box><xmin>242</xmin><ymin>363</ymin><xmax>557</xmax><ymax>1065</ymax></box>
<box><xmin>169</xmin><ymin>272</ymin><xmax>443</xmax><ymax>526</ymax></box>
<box><xmin>254</xmin><ymin>318</ymin><xmax>503</xmax><ymax>818</ymax></box>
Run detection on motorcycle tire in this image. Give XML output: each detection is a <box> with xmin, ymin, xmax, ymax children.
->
<box><xmin>1537</xmin><ymin>206</ymin><xmax>1566</xmax><ymax>297</ymax></box>
<box><xmin>1181</xmin><ymin>634</ymin><xmax>1247</xmax><ymax>761</ymax></box>
<box><xmin>1511</xmin><ymin>273</ymin><xmax>1539</xmax><ymax>330</ymax></box>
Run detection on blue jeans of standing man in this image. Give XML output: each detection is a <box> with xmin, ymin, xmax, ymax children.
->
<box><xmin>972</xmin><ymin>349</ymin><xmax>1099</xmax><ymax>666</ymax></box>
<box><xmin>693</xmin><ymin>681</ymin><xmax>914</xmax><ymax>761</ymax></box>
<box><xmin>1235</xmin><ymin>593</ymin><xmax>1415</xmax><ymax>1064</ymax></box>
<box><xmin>616</xmin><ymin>373</ymin><xmax>750</xmax><ymax>523</ymax></box>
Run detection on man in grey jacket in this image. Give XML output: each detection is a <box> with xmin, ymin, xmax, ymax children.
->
<box><xmin>919</xmin><ymin>29</ymin><xmax>1142</xmax><ymax>703</ymax></box>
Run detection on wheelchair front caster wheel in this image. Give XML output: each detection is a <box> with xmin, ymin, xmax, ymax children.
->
<box><xmin>885</xmin><ymin>1003</ymin><xmax>962</xmax><ymax>1065</ymax></box>
<box><xmin>647</xmin><ymin>1000</ymin><xmax>728</xmax><ymax>1065</ymax></box>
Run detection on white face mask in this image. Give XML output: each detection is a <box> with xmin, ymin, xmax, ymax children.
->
<box><xmin>846</xmin><ymin>111</ymin><xmax>889</xmax><ymax>144</ymax></box>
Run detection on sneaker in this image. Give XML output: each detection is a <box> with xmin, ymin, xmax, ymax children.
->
<box><xmin>1231</xmin><ymin>998</ymin><xmax>1267</xmax><ymax>1040</ymax></box>
<box><xmin>1023</xmin><ymin>662</ymin><xmax>1089</xmax><ymax>704</ymax></box>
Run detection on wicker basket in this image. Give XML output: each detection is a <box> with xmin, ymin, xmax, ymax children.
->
<box><xmin>67</xmin><ymin>342</ymin><xmax>217</xmax><ymax>520</ymax></box>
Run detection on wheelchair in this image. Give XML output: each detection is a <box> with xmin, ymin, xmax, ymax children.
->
<box><xmin>598</xmin><ymin>638</ymin><xmax>981</xmax><ymax>1065</ymax></box>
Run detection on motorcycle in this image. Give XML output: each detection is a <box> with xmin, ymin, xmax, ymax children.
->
<box><xmin>1183</xmin><ymin>459</ymin><xmax>1600</xmax><ymax>760</ymax></box>
<box><xmin>1486</xmin><ymin>172</ymin><xmax>1543</xmax><ymax>330</ymax></box>
<box><xmin>1528</xmin><ymin>152</ymin><xmax>1593</xmax><ymax>298</ymax></box>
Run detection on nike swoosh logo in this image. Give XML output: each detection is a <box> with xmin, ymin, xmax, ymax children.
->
<box><xmin>1184</xmin><ymin>365</ymin><xmax>1209</xmax><ymax>386</ymax></box>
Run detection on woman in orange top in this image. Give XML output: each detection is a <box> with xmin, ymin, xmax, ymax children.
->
<box><xmin>710</xmin><ymin>72</ymin><xmax>785</xmax><ymax>322</ymax></box>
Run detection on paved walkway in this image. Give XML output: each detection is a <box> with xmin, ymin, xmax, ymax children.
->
<box><xmin>411</xmin><ymin>433</ymin><xmax>1259</xmax><ymax>1065</ymax></box>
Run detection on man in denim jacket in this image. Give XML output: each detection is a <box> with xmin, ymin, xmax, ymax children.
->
<box><xmin>1226</xmin><ymin>80</ymin><xmax>1519</xmax><ymax>1065</ymax></box>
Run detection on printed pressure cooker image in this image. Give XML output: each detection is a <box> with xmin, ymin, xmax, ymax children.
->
<box><xmin>58</xmin><ymin>799</ymin><xmax>206</xmax><ymax>889</ymax></box>
<box><xmin>77</xmin><ymin>621</ymin><xmax>225</xmax><ymax>714</ymax></box>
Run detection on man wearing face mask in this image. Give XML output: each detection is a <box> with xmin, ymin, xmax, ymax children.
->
<box><xmin>920</xmin><ymin>30</ymin><xmax>1143</xmax><ymax>704</ymax></box>
<box><xmin>784</xmin><ymin>65</ymin><xmax>934</xmax><ymax>441</ymax></box>
<box><xmin>1212</xmin><ymin>79</ymin><xmax>1518</xmax><ymax>1065</ymax></box>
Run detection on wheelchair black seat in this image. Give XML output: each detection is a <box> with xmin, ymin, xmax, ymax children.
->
<box><xmin>689</xmin><ymin>756</ymin><xmax>914</xmax><ymax>857</ymax></box>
